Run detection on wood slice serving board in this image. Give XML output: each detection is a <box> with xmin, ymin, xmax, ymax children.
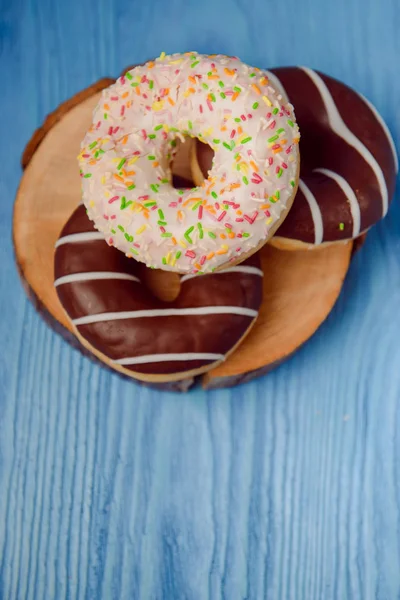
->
<box><xmin>13</xmin><ymin>77</ymin><xmax>353</xmax><ymax>391</ymax></box>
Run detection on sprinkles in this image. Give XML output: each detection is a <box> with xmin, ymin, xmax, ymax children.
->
<box><xmin>79</xmin><ymin>52</ymin><xmax>300</xmax><ymax>274</ymax></box>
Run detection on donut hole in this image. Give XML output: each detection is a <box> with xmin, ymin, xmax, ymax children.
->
<box><xmin>170</xmin><ymin>137</ymin><xmax>195</xmax><ymax>189</ymax></box>
<box><xmin>195</xmin><ymin>139</ymin><xmax>215</xmax><ymax>182</ymax></box>
<box><xmin>137</xmin><ymin>264</ymin><xmax>181</xmax><ymax>303</ymax></box>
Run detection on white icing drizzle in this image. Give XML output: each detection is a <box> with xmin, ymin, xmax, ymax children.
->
<box><xmin>314</xmin><ymin>168</ymin><xmax>361</xmax><ymax>237</ymax></box>
<box><xmin>301</xmin><ymin>67</ymin><xmax>389</xmax><ymax>216</ymax></box>
<box><xmin>55</xmin><ymin>231</ymin><xmax>104</xmax><ymax>248</ymax></box>
<box><xmin>298</xmin><ymin>179</ymin><xmax>324</xmax><ymax>245</ymax></box>
<box><xmin>355</xmin><ymin>90</ymin><xmax>399</xmax><ymax>173</ymax></box>
<box><xmin>180</xmin><ymin>265</ymin><xmax>264</xmax><ymax>283</ymax></box>
<box><xmin>54</xmin><ymin>271</ymin><xmax>141</xmax><ymax>287</ymax></box>
<box><xmin>114</xmin><ymin>353</ymin><xmax>224</xmax><ymax>366</ymax></box>
<box><xmin>72</xmin><ymin>305</ymin><xmax>258</xmax><ymax>326</ymax></box>
<box><xmin>264</xmin><ymin>70</ymin><xmax>289</xmax><ymax>103</ymax></box>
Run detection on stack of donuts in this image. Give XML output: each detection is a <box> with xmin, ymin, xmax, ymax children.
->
<box><xmin>54</xmin><ymin>52</ymin><xmax>397</xmax><ymax>385</ymax></box>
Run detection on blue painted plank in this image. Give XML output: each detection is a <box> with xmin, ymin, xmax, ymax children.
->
<box><xmin>0</xmin><ymin>0</ymin><xmax>400</xmax><ymax>597</ymax></box>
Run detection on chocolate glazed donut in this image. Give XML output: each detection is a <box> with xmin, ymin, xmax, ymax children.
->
<box><xmin>54</xmin><ymin>205</ymin><xmax>263</xmax><ymax>382</ymax></box>
<box><xmin>194</xmin><ymin>67</ymin><xmax>398</xmax><ymax>246</ymax></box>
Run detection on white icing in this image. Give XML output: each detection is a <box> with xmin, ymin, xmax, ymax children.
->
<box><xmin>114</xmin><ymin>352</ymin><xmax>224</xmax><ymax>366</ymax></box>
<box><xmin>180</xmin><ymin>265</ymin><xmax>264</xmax><ymax>283</ymax></box>
<box><xmin>355</xmin><ymin>90</ymin><xmax>399</xmax><ymax>173</ymax></box>
<box><xmin>298</xmin><ymin>179</ymin><xmax>324</xmax><ymax>244</ymax></box>
<box><xmin>314</xmin><ymin>168</ymin><xmax>361</xmax><ymax>237</ymax></box>
<box><xmin>54</xmin><ymin>271</ymin><xmax>140</xmax><ymax>287</ymax></box>
<box><xmin>55</xmin><ymin>231</ymin><xmax>104</xmax><ymax>248</ymax></box>
<box><xmin>79</xmin><ymin>52</ymin><xmax>300</xmax><ymax>274</ymax></box>
<box><xmin>301</xmin><ymin>67</ymin><xmax>389</xmax><ymax>216</ymax></box>
<box><xmin>264</xmin><ymin>71</ymin><xmax>289</xmax><ymax>103</ymax></box>
<box><xmin>72</xmin><ymin>305</ymin><xmax>258</xmax><ymax>326</ymax></box>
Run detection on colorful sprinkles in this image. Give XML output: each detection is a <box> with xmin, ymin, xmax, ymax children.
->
<box><xmin>79</xmin><ymin>52</ymin><xmax>300</xmax><ymax>274</ymax></box>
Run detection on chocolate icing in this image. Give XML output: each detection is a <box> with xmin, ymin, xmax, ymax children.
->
<box><xmin>196</xmin><ymin>67</ymin><xmax>397</xmax><ymax>244</ymax></box>
<box><xmin>54</xmin><ymin>206</ymin><xmax>263</xmax><ymax>376</ymax></box>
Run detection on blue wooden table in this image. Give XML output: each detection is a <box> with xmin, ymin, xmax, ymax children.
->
<box><xmin>1</xmin><ymin>0</ymin><xmax>400</xmax><ymax>598</ymax></box>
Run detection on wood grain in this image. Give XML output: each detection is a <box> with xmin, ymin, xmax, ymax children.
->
<box><xmin>1</xmin><ymin>0</ymin><xmax>400</xmax><ymax>597</ymax></box>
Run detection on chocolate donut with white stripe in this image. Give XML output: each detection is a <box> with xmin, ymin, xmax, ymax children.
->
<box><xmin>54</xmin><ymin>205</ymin><xmax>263</xmax><ymax>382</ymax></box>
<box><xmin>194</xmin><ymin>67</ymin><xmax>398</xmax><ymax>247</ymax></box>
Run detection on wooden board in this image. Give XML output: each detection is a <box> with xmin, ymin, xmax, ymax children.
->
<box><xmin>13</xmin><ymin>78</ymin><xmax>353</xmax><ymax>390</ymax></box>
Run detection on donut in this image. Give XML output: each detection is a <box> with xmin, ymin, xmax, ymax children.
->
<box><xmin>54</xmin><ymin>205</ymin><xmax>263</xmax><ymax>382</ymax></box>
<box><xmin>192</xmin><ymin>67</ymin><xmax>398</xmax><ymax>248</ymax></box>
<box><xmin>78</xmin><ymin>52</ymin><xmax>300</xmax><ymax>274</ymax></box>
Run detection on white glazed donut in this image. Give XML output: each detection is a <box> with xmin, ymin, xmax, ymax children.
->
<box><xmin>79</xmin><ymin>52</ymin><xmax>300</xmax><ymax>274</ymax></box>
